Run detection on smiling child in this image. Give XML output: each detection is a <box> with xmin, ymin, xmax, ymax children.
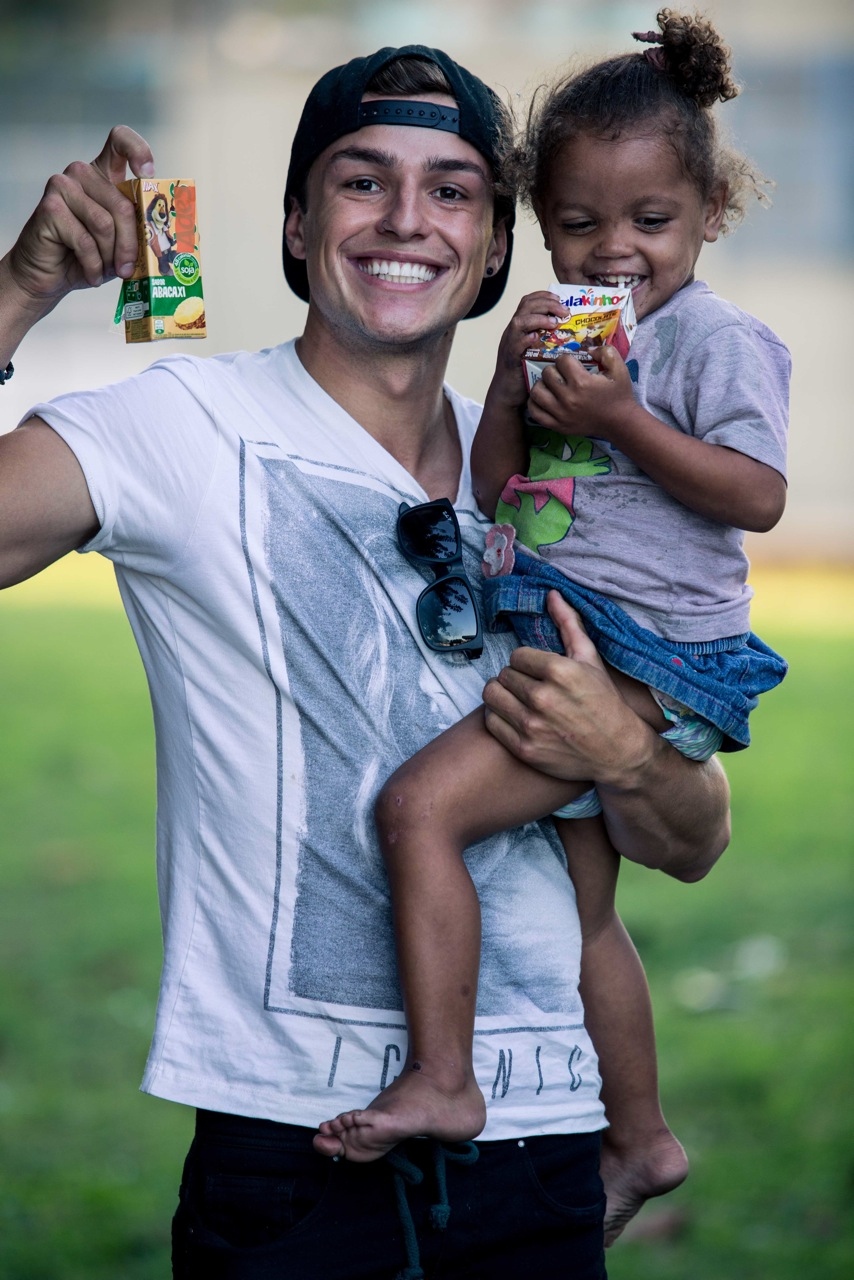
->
<box><xmin>315</xmin><ymin>10</ymin><xmax>790</xmax><ymax>1247</ymax></box>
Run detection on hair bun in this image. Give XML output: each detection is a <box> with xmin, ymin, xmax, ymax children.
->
<box><xmin>641</xmin><ymin>8</ymin><xmax>739</xmax><ymax>107</ymax></box>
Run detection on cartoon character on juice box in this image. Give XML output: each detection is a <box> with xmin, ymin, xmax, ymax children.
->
<box><xmin>145</xmin><ymin>193</ymin><xmax>177</xmax><ymax>276</ymax></box>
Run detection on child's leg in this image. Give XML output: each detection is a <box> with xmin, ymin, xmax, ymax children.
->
<box><xmin>557</xmin><ymin>813</ymin><xmax>688</xmax><ymax>1246</ymax></box>
<box><xmin>313</xmin><ymin>708</ymin><xmax>590</xmax><ymax>1162</ymax></box>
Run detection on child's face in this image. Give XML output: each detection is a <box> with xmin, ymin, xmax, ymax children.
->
<box><xmin>536</xmin><ymin>129</ymin><xmax>726</xmax><ymax>321</ymax></box>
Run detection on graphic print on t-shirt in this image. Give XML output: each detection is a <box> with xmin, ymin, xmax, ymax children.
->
<box><xmin>239</xmin><ymin>441</ymin><xmax>585</xmax><ymax>1028</ymax></box>
<box><xmin>496</xmin><ymin>426</ymin><xmax>612</xmax><ymax>555</ymax></box>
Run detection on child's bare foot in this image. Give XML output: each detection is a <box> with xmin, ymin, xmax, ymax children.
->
<box><xmin>600</xmin><ymin>1128</ymin><xmax>689</xmax><ymax>1247</ymax></box>
<box><xmin>313</xmin><ymin>1063</ymin><xmax>486</xmax><ymax>1162</ymax></box>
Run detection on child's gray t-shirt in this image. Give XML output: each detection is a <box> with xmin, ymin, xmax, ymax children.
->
<box><xmin>515</xmin><ymin>279</ymin><xmax>790</xmax><ymax>642</ymax></box>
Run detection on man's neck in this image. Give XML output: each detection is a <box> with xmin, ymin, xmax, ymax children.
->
<box><xmin>295</xmin><ymin>313</ymin><xmax>463</xmax><ymax>501</ymax></box>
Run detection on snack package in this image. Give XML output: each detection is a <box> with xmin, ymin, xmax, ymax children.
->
<box><xmin>522</xmin><ymin>282</ymin><xmax>636</xmax><ymax>391</ymax></box>
<box><xmin>114</xmin><ymin>178</ymin><xmax>206</xmax><ymax>342</ymax></box>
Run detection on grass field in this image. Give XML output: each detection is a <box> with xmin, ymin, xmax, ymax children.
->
<box><xmin>1</xmin><ymin>556</ymin><xmax>852</xmax><ymax>1278</ymax></box>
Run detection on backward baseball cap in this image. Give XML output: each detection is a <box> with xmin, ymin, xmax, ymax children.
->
<box><xmin>282</xmin><ymin>45</ymin><xmax>515</xmax><ymax>319</ymax></box>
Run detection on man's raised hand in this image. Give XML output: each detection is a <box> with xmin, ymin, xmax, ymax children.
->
<box><xmin>6</xmin><ymin>126</ymin><xmax>155</xmax><ymax>310</ymax></box>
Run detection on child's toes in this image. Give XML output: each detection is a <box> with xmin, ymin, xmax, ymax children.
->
<box><xmin>312</xmin><ymin>1131</ymin><xmax>344</xmax><ymax>1158</ymax></box>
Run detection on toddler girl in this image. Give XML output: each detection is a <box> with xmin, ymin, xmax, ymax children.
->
<box><xmin>315</xmin><ymin>9</ymin><xmax>789</xmax><ymax>1245</ymax></box>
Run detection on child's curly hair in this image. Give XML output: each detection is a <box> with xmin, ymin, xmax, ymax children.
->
<box><xmin>519</xmin><ymin>9</ymin><xmax>771</xmax><ymax>232</ymax></box>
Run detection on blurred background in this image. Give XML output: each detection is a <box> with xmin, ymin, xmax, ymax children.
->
<box><xmin>1</xmin><ymin>1</ymin><xmax>852</xmax><ymax>1277</ymax></box>
<box><xmin>2</xmin><ymin>0</ymin><xmax>853</xmax><ymax>558</ymax></box>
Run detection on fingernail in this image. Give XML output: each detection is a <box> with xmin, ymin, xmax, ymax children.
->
<box><xmin>118</xmin><ymin>262</ymin><xmax>136</xmax><ymax>278</ymax></box>
<box><xmin>139</xmin><ymin>162</ymin><xmax>155</xmax><ymax>177</ymax></box>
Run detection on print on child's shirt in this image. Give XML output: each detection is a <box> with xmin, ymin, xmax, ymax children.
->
<box><xmin>496</xmin><ymin>426</ymin><xmax>611</xmax><ymax>555</ymax></box>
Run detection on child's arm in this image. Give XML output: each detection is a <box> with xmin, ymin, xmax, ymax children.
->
<box><xmin>471</xmin><ymin>292</ymin><xmax>567</xmax><ymax>518</ymax></box>
<box><xmin>529</xmin><ymin>345</ymin><xmax>786</xmax><ymax>533</ymax></box>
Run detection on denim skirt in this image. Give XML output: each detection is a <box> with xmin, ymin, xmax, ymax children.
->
<box><xmin>482</xmin><ymin>550</ymin><xmax>787</xmax><ymax>752</ymax></box>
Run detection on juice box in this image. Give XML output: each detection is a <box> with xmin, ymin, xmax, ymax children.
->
<box><xmin>114</xmin><ymin>178</ymin><xmax>206</xmax><ymax>342</ymax></box>
<box><xmin>522</xmin><ymin>282</ymin><xmax>636</xmax><ymax>391</ymax></box>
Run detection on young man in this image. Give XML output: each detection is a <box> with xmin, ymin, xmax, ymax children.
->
<box><xmin>0</xmin><ymin>46</ymin><xmax>730</xmax><ymax>1278</ymax></box>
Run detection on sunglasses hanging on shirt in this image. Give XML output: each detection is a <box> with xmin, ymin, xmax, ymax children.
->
<box><xmin>396</xmin><ymin>499</ymin><xmax>483</xmax><ymax>660</ymax></box>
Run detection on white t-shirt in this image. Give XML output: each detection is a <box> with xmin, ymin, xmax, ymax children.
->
<box><xmin>33</xmin><ymin>340</ymin><xmax>605</xmax><ymax>1139</ymax></box>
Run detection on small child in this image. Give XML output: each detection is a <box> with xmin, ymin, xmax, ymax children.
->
<box><xmin>315</xmin><ymin>9</ymin><xmax>790</xmax><ymax>1244</ymax></box>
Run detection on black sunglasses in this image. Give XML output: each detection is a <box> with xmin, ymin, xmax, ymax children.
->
<box><xmin>396</xmin><ymin>499</ymin><xmax>483</xmax><ymax>660</ymax></box>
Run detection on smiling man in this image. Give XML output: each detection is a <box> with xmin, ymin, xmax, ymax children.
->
<box><xmin>288</xmin><ymin>107</ymin><xmax>506</xmax><ymax>356</ymax></box>
<box><xmin>0</xmin><ymin>45</ymin><xmax>730</xmax><ymax>1278</ymax></box>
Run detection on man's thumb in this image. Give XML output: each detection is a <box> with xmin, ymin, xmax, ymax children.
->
<box><xmin>546</xmin><ymin>591</ymin><xmax>598</xmax><ymax>663</ymax></box>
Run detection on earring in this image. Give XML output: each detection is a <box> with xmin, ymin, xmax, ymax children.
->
<box><xmin>485</xmin><ymin>266</ymin><xmax>495</xmax><ymax>277</ymax></box>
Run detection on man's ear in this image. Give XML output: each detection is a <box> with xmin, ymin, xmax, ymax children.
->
<box><xmin>284</xmin><ymin>196</ymin><xmax>307</xmax><ymax>261</ymax></box>
<box><xmin>485</xmin><ymin>216</ymin><xmax>509</xmax><ymax>277</ymax></box>
<box><xmin>703</xmin><ymin>184</ymin><xmax>728</xmax><ymax>244</ymax></box>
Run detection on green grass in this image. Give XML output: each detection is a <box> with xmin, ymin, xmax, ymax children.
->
<box><xmin>610</xmin><ymin>628</ymin><xmax>854</xmax><ymax>1279</ymax></box>
<box><xmin>0</xmin><ymin>606</ymin><xmax>192</xmax><ymax>1280</ymax></box>
<box><xmin>0</xmin><ymin>600</ymin><xmax>852</xmax><ymax>1278</ymax></box>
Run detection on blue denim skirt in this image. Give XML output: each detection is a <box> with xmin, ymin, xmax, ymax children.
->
<box><xmin>482</xmin><ymin>550</ymin><xmax>787</xmax><ymax>752</ymax></box>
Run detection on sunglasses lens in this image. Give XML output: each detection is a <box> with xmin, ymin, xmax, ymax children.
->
<box><xmin>398</xmin><ymin>503</ymin><xmax>460</xmax><ymax>562</ymax></box>
<box><xmin>417</xmin><ymin>578</ymin><xmax>480</xmax><ymax>650</ymax></box>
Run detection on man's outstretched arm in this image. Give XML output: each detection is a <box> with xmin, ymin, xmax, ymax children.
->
<box><xmin>0</xmin><ymin>126</ymin><xmax>155</xmax><ymax>588</ymax></box>
<box><xmin>0</xmin><ymin>419</ymin><xmax>100</xmax><ymax>587</ymax></box>
<box><xmin>482</xmin><ymin>592</ymin><xmax>731</xmax><ymax>882</ymax></box>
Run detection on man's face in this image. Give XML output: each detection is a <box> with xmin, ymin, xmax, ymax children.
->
<box><xmin>285</xmin><ymin>94</ymin><xmax>507</xmax><ymax>352</ymax></box>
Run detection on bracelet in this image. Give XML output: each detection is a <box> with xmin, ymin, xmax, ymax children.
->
<box><xmin>0</xmin><ymin>361</ymin><xmax>13</xmax><ymax>385</ymax></box>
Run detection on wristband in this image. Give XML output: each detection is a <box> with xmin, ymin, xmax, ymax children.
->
<box><xmin>0</xmin><ymin>361</ymin><xmax>13</xmax><ymax>385</ymax></box>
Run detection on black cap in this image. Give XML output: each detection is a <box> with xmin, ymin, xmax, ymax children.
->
<box><xmin>282</xmin><ymin>45</ymin><xmax>515</xmax><ymax>320</ymax></box>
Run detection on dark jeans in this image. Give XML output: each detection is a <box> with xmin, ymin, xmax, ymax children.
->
<box><xmin>172</xmin><ymin>1110</ymin><xmax>607</xmax><ymax>1279</ymax></box>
